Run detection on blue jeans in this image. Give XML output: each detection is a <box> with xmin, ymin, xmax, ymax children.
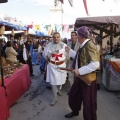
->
<box><xmin>32</xmin><ymin>51</ymin><xmax>39</xmax><ymax>65</ymax></box>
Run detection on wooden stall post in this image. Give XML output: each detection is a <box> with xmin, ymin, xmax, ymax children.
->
<box><xmin>110</xmin><ymin>24</ymin><xmax>113</xmax><ymax>54</ymax></box>
<box><xmin>0</xmin><ymin>25</ymin><xmax>5</xmax><ymax>87</ymax></box>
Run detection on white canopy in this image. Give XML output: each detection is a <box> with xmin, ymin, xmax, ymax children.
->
<box><xmin>4</xmin><ymin>31</ymin><xmax>24</xmax><ymax>34</ymax></box>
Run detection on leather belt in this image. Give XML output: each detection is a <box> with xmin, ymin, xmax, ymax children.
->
<box><xmin>49</xmin><ymin>60</ymin><xmax>65</xmax><ymax>65</ymax></box>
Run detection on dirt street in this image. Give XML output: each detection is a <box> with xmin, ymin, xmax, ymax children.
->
<box><xmin>8</xmin><ymin>65</ymin><xmax>120</xmax><ymax>120</ymax></box>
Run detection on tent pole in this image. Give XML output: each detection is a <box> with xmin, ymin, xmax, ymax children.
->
<box><xmin>100</xmin><ymin>30</ymin><xmax>103</xmax><ymax>45</ymax></box>
<box><xmin>0</xmin><ymin>43</ymin><xmax>4</xmax><ymax>87</ymax></box>
<box><xmin>110</xmin><ymin>25</ymin><xmax>113</xmax><ymax>54</ymax></box>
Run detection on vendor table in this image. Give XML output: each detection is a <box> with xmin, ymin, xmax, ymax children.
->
<box><xmin>102</xmin><ymin>58</ymin><xmax>120</xmax><ymax>91</ymax></box>
<box><xmin>0</xmin><ymin>64</ymin><xmax>31</xmax><ymax>120</ymax></box>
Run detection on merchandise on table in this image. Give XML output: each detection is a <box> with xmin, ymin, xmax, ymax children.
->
<box><xmin>0</xmin><ymin>60</ymin><xmax>23</xmax><ymax>81</ymax></box>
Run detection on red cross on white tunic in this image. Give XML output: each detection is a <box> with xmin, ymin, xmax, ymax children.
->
<box><xmin>51</xmin><ymin>53</ymin><xmax>63</xmax><ymax>61</ymax></box>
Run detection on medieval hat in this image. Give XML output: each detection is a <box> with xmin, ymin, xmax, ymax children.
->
<box><xmin>77</xmin><ymin>26</ymin><xmax>92</xmax><ymax>38</ymax></box>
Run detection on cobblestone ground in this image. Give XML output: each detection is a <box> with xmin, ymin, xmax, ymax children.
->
<box><xmin>8</xmin><ymin>65</ymin><xmax>120</xmax><ymax>120</ymax></box>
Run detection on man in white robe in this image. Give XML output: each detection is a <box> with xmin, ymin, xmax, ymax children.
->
<box><xmin>43</xmin><ymin>32</ymin><xmax>68</xmax><ymax>106</ymax></box>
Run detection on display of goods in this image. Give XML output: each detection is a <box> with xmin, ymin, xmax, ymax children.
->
<box><xmin>0</xmin><ymin>60</ymin><xmax>23</xmax><ymax>79</ymax></box>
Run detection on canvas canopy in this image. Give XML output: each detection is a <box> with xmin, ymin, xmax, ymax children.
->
<box><xmin>75</xmin><ymin>16</ymin><xmax>120</xmax><ymax>38</ymax></box>
<box><xmin>74</xmin><ymin>16</ymin><xmax>120</xmax><ymax>53</ymax></box>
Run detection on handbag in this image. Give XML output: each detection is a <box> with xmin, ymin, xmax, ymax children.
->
<box><xmin>77</xmin><ymin>72</ymin><xmax>96</xmax><ymax>85</ymax></box>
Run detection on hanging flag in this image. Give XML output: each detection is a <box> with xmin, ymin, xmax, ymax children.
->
<box><xmin>69</xmin><ymin>25</ymin><xmax>73</xmax><ymax>29</ymax></box>
<box><xmin>83</xmin><ymin>0</ymin><xmax>89</xmax><ymax>15</ymax></box>
<box><xmin>59</xmin><ymin>0</ymin><xmax>64</xmax><ymax>4</ymax></box>
<box><xmin>63</xmin><ymin>25</ymin><xmax>69</xmax><ymax>32</ymax></box>
<box><xmin>48</xmin><ymin>25</ymin><xmax>53</xmax><ymax>36</ymax></box>
<box><xmin>35</xmin><ymin>25</ymin><xmax>40</xmax><ymax>31</ymax></box>
<box><xmin>45</xmin><ymin>25</ymin><xmax>49</xmax><ymax>31</ymax></box>
<box><xmin>68</xmin><ymin>0</ymin><xmax>73</xmax><ymax>7</ymax></box>
<box><xmin>54</xmin><ymin>25</ymin><xmax>57</xmax><ymax>32</ymax></box>
<box><xmin>28</xmin><ymin>25</ymin><xmax>33</xmax><ymax>29</ymax></box>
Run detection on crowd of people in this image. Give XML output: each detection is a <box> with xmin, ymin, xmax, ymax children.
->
<box><xmin>0</xmin><ymin>26</ymin><xmax>102</xmax><ymax>120</ymax></box>
<box><xmin>0</xmin><ymin>35</ymin><xmax>53</xmax><ymax>76</ymax></box>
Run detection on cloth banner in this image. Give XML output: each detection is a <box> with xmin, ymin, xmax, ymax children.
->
<box><xmin>27</xmin><ymin>25</ymin><xmax>33</xmax><ymax>29</ymax></box>
<box><xmin>48</xmin><ymin>26</ymin><xmax>53</xmax><ymax>36</ymax></box>
<box><xmin>35</xmin><ymin>25</ymin><xmax>40</xmax><ymax>31</ymax></box>
<box><xmin>102</xmin><ymin>59</ymin><xmax>120</xmax><ymax>80</ymax></box>
<box><xmin>83</xmin><ymin>0</ymin><xmax>89</xmax><ymax>15</ymax></box>
<box><xmin>68</xmin><ymin>0</ymin><xmax>73</xmax><ymax>7</ymax></box>
<box><xmin>59</xmin><ymin>0</ymin><xmax>64</xmax><ymax>4</ymax></box>
<box><xmin>63</xmin><ymin>25</ymin><xmax>69</xmax><ymax>32</ymax></box>
<box><xmin>109</xmin><ymin>61</ymin><xmax>120</xmax><ymax>74</ymax></box>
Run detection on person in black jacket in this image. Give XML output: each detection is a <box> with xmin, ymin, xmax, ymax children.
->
<box><xmin>18</xmin><ymin>36</ymin><xmax>34</xmax><ymax>76</ymax></box>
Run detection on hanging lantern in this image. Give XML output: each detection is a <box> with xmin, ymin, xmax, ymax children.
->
<box><xmin>24</xmin><ymin>30</ymin><xmax>28</xmax><ymax>36</ymax></box>
<box><xmin>11</xmin><ymin>29</ymin><xmax>15</xmax><ymax>36</ymax></box>
<box><xmin>0</xmin><ymin>25</ymin><xmax>5</xmax><ymax>35</ymax></box>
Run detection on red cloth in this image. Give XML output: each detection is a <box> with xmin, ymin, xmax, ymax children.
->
<box><xmin>109</xmin><ymin>61</ymin><xmax>120</xmax><ymax>74</ymax></box>
<box><xmin>0</xmin><ymin>64</ymin><xmax>31</xmax><ymax>120</ymax></box>
<box><xmin>5</xmin><ymin>64</ymin><xmax>31</xmax><ymax>107</ymax></box>
<box><xmin>83</xmin><ymin>0</ymin><xmax>89</xmax><ymax>15</ymax></box>
<box><xmin>0</xmin><ymin>87</ymin><xmax>10</xmax><ymax>120</ymax></box>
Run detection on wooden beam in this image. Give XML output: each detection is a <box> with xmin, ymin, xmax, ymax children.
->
<box><xmin>102</xmin><ymin>34</ymin><xmax>110</xmax><ymax>39</ymax></box>
<box><xmin>114</xmin><ymin>32</ymin><xmax>120</xmax><ymax>37</ymax></box>
<box><xmin>92</xmin><ymin>31</ymin><xmax>99</xmax><ymax>36</ymax></box>
<box><xmin>94</xmin><ymin>25</ymin><xmax>111</xmax><ymax>35</ymax></box>
<box><xmin>110</xmin><ymin>25</ymin><xmax>113</xmax><ymax>54</ymax></box>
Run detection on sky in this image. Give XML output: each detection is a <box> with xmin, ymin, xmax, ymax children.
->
<box><xmin>0</xmin><ymin>0</ymin><xmax>120</xmax><ymax>25</ymax></box>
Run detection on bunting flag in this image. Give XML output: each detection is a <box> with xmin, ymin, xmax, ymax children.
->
<box><xmin>48</xmin><ymin>26</ymin><xmax>54</xmax><ymax>36</ymax></box>
<box><xmin>59</xmin><ymin>0</ymin><xmax>64</xmax><ymax>4</ymax></box>
<box><xmin>69</xmin><ymin>24</ymin><xmax>74</xmax><ymax>31</ymax></box>
<box><xmin>63</xmin><ymin>25</ymin><xmax>69</xmax><ymax>32</ymax></box>
<box><xmin>45</xmin><ymin>25</ymin><xmax>49</xmax><ymax>31</ymax></box>
<box><xmin>27</xmin><ymin>25</ymin><xmax>33</xmax><ymax>29</ymax></box>
<box><xmin>83</xmin><ymin>0</ymin><xmax>89</xmax><ymax>15</ymax></box>
<box><xmin>35</xmin><ymin>25</ymin><xmax>40</xmax><ymax>30</ymax></box>
<box><xmin>55</xmin><ymin>25</ymin><xmax>57</xmax><ymax>32</ymax></box>
<box><xmin>68</xmin><ymin>0</ymin><xmax>73</xmax><ymax>7</ymax></box>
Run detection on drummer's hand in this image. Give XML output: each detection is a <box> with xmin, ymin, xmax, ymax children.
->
<box><xmin>65</xmin><ymin>46</ymin><xmax>70</xmax><ymax>53</ymax></box>
<box><xmin>72</xmin><ymin>69</ymin><xmax>80</xmax><ymax>76</ymax></box>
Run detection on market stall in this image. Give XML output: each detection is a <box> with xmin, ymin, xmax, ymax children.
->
<box><xmin>0</xmin><ymin>64</ymin><xmax>31</xmax><ymax>120</ymax></box>
<box><xmin>74</xmin><ymin>16</ymin><xmax>120</xmax><ymax>91</ymax></box>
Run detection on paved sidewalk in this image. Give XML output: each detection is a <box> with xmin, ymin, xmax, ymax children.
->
<box><xmin>8</xmin><ymin>65</ymin><xmax>120</xmax><ymax>120</ymax></box>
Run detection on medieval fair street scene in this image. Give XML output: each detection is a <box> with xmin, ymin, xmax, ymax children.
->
<box><xmin>0</xmin><ymin>0</ymin><xmax>120</xmax><ymax>120</ymax></box>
